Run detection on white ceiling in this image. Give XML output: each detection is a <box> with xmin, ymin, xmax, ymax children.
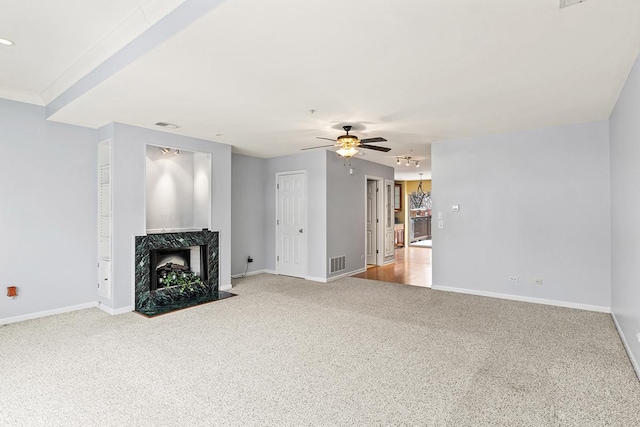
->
<box><xmin>0</xmin><ymin>0</ymin><xmax>186</xmax><ymax>104</ymax></box>
<box><xmin>4</xmin><ymin>0</ymin><xmax>640</xmax><ymax>180</ymax></box>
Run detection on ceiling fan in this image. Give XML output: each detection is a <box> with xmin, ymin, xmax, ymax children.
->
<box><xmin>301</xmin><ymin>125</ymin><xmax>390</xmax><ymax>159</ymax></box>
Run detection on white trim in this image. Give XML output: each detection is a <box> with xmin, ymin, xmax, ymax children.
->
<box><xmin>231</xmin><ymin>269</ymin><xmax>273</xmax><ymax>279</ymax></box>
<box><xmin>612</xmin><ymin>312</ymin><xmax>640</xmax><ymax>381</ymax></box>
<box><xmin>365</xmin><ymin>175</ymin><xmax>385</xmax><ymax>268</ymax></box>
<box><xmin>0</xmin><ymin>87</ymin><xmax>44</xmax><ymax>106</ymax></box>
<box><xmin>327</xmin><ymin>268</ymin><xmax>367</xmax><ymax>282</ymax></box>
<box><xmin>431</xmin><ymin>285</ymin><xmax>611</xmax><ymax>313</ymax></box>
<box><xmin>97</xmin><ymin>303</ymin><xmax>133</xmax><ymax>316</ymax></box>
<box><xmin>219</xmin><ymin>284</ymin><xmax>232</xmax><ymax>291</ymax></box>
<box><xmin>383</xmin><ymin>259</ymin><xmax>395</xmax><ymax>266</ymax></box>
<box><xmin>0</xmin><ymin>302</ymin><xmax>98</xmax><ymax>325</ymax></box>
<box><xmin>384</xmin><ymin>179</ymin><xmax>395</xmax><ymax>259</ymax></box>
<box><xmin>307</xmin><ymin>267</ymin><xmax>367</xmax><ymax>283</ymax></box>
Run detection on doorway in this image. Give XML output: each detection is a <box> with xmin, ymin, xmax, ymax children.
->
<box><xmin>354</xmin><ymin>176</ymin><xmax>433</xmax><ymax>288</ymax></box>
<box><xmin>276</xmin><ymin>171</ymin><xmax>307</xmax><ymax>278</ymax></box>
<box><xmin>365</xmin><ymin>176</ymin><xmax>385</xmax><ymax>268</ymax></box>
<box><xmin>366</xmin><ymin>179</ymin><xmax>378</xmax><ymax>266</ymax></box>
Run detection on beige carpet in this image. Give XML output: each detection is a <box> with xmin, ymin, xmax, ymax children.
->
<box><xmin>1</xmin><ymin>274</ymin><xmax>638</xmax><ymax>426</ymax></box>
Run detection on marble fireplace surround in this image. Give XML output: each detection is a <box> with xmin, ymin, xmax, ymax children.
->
<box><xmin>135</xmin><ymin>230</ymin><xmax>220</xmax><ymax>316</ymax></box>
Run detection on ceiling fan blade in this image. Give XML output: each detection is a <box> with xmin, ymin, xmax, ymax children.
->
<box><xmin>301</xmin><ymin>144</ymin><xmax>335</xmax><ymax>151</ymax></box>
<box><xmin>360</xmin><ymin>137</ymin><xmax>387</xmax><ymax>144</ymax></box>
<box><xmin>360</xmin><ymin>145</ymin><xmax>391</xmax><ymax>152</ymax></box>
<box><xmin>316</xmin><ymin>137</ymin><xmax>336</xmax><ymax>142</ymax></box>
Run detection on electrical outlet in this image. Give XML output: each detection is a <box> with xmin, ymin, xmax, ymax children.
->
<box><xmin>438</xmin><ymin>220</ymin><xmax>444</xmax><ymax>229</ymax></box>
<box><xmin>533</xmin><ymin>279</ymin><xmax>543</xmax><ymax>286</ymax></box>
<box><xmin>509</xmin><ymin>276</ymin><xmax>519</xmax><ymax>282</ymax></box>
<box><xmin>247</xmin><ymin>256</ymin><xmax>253</xmax><ymax>263</ymax></box>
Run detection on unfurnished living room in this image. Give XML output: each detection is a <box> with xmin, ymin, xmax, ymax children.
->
<box><xmin>2</xmin><ymin>1</ymin><xmax>640</xmax><ymax>426</ymax></box>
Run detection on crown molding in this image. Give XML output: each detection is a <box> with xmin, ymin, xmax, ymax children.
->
<box><xmin>0</xmin><ymin>87</ymin><xmax>44</xmax><ymax>106</ymax></box>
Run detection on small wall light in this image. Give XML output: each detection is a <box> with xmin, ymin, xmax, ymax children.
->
<box><xmin>7</xmin><ymin>286</ymin><xmax>17</xmax><ymax>298</ymax></box>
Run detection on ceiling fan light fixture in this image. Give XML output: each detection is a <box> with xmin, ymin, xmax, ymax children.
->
<box><xmin>337</xmin><ymin>146</ymin><xmax>359</xmax><ymax>158</ymax></box>
<box><xmin>416</xmin><ymin>161</ymin><xmax>420</xmax><ymax>167</ymax></box>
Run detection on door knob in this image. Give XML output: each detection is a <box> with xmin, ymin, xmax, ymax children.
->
<box><xmin>299</xmin><ymin>229</ymin><xmax>304</xmax><ymax>233</ymax></box>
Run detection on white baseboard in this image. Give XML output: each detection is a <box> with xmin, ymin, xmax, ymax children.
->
<box><xmin>306</xmin><ymin>268</ymin><xmax>368</xmax><ymax>284</ymax></box>
<box><xmin>230</xmin><ymin>269</ymin><xmax>273</xmax><ymax>279</ymax></box>
<box><xmin>611</xmin><ymin>312</ymin><xmax>640</xmax><ymax>381</ymax></box>
<box><xmin>383</xmin><ymin>259</ymin><xmax>395</xmax><ymax>266</ymax></box>
<box><xmin>327</xmin><ymin>268</ymin><xmax>367</xmax><ymax>282</ymax></box>
<box><xmin>97</xmin><ymin>303</ymin><xmax>133</xmax><ymax>315</ymax></box>
<box><xmin>431</xmin><ymin>285</ymin><xmax>611</xmax><ymax>313</ymax></box>
<box><xmin>219</xmin><ymin>284</ymin><xmax>232</xmax><ymax>291</ymax></box>
<box><xmin>0</xmin><ymin>302</ymin><xmax>98</xmax><ymax>325</ymax></box>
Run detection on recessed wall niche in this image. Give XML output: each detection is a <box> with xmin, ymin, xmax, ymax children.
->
<box><xmin>146</xmin><ymin>145</ymin><xmax>211</xmax><ymax>233</ymax></box>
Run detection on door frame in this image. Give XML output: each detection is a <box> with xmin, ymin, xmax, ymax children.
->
<box><xmin>364</xmin><ymin>175</ymin><xmax>385</xmax><ymax>268</ymax></box>
<box><xmin>275</xmin><ymin>170</ymin><xmax>308</xmax><ymax>277</ymax></box>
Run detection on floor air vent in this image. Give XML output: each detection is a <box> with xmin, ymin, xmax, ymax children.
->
<box><xmin>330</xmin><ymin>256</ymin><xmax>346</xmax><ymax>273</ymax></box>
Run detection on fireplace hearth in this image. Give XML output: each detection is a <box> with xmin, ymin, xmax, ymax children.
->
<box><xmin>135</xmin><ymin>230</ymin><xmax>234</xmax><ymax>316</ymax></box>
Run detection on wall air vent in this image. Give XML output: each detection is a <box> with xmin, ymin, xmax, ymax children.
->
<box><xmin>330</xmin><ymin>256</ymin><xmax>346</xmax><ymax>273</ymax></box>
<box><xmin>155</xmin><ymin>122</ymin><xmax>180</xmax><ymax>129</ymax></box>
<box><xmin>560</xmin><ymin>0</ymin><xmax>590</xmax><ymax>8</ymax></box>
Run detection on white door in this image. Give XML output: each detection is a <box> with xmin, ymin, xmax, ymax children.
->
<box><xmin>385</xmin><ymin>181</ymin><xmax>395</xmax><ymax>257</ymax></box>
<box><xmin>277</xmin><ymin>172</ymin><xmax>306</xmax><ymax>278</ymax></box>
<box><xmin>366</xmin><ymin>180</ymin><xmax>378</xmax><ymax>265</ymax></box>
<box><xmin>98</xmin><ymin>259</ymin><xmax>111</xmax><ymax>299</ymax></box>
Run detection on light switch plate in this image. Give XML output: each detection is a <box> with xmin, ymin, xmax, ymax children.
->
<box><xmin>437</xmin><ymin>212</ymin><xmax>443</xmax><ymax>219</ymax></box>
<box><xmin>438</xmin><ymin>220</ymin><xmax>444</xmax><ymax>229</ymax></box>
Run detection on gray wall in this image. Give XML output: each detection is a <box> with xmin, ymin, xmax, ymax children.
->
<box><xmin>231</xmin><ymin>151</ymin><xmax>394</xmax><ymax>280</ymax></box>
<box><xmin>264</xmin><ymin>150</ymin><xmax>327</xmax><ymax>279</ymax></box>
<box><xmin>326</xmin><ymin>153</ymin><xmax>395</xmax><ymax>277</ymax></box>
<box><xmin>107</xmin><ymin>123</ymin><xmax>231</xmax><ymax>311</ymax></box>
<box><xmin>231</xmin><ymin>154</ymin><xmax>267</xmax><ymax>275</ymax></box>
<box><xmin>0</xmin><ymin>98</ymin><xmax>97</xmax><ymax>322</ymax></box>
<box><xmin>610</xmin><ymin>52</ymin><xmax>640</xmax><ymax>372</ymax></box>
<box><xmin>432</xmin><ymin>120</ymin><xmax>611</xmax><ymax>310</ymax></box>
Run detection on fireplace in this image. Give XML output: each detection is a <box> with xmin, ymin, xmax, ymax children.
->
<box><xmin>134</xmin><ymin>230</ymin><xmax>232</xmax><ymax>317</ymax></box>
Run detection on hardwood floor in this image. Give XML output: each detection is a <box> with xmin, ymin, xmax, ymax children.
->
<box><xmin>352</xmin><ymin>246</ymin><xmax>432</xmax><ymax>287</ymax></box>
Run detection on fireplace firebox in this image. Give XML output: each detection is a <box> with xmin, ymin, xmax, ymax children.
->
<box><xmin>149</xmin><ymin>247</ymin><xmax>209</xmax><ymax>291</ymax></box>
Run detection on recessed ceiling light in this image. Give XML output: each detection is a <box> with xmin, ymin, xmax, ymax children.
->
<box><xmin>154</xmin><ymin>122</ymin><xmax>180</xmax><ymax>129</ymax></box>
<box><xmin>559</xmin><ymin>0</ymin><xmax>589</xmax><ymax>9</ymax></box>
<box><xmin>0</xmin><ymin>38</ymin><xmax>15</xmax><ymax>46</ymax></box>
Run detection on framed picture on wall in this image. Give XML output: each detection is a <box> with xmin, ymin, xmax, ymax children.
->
<box><xmin>394</xmin><ymin>183</ymin><xmax>402</xmax><ymax>211</ymax></box>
